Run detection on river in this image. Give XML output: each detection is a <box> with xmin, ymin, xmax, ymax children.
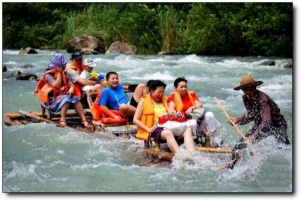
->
<box><xmin>2</xmin><ymin>50</ymin><xmax>293</xmax><ymax>194</ymax></box>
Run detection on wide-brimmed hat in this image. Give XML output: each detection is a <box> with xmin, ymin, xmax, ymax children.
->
<box><xmin>234</xmin><ymin>75</ymin><xmax>263</xmax><ymax>90</ymax></box>
<box><xmin>70</xmin><ymin>52</ymin><xmax>83</xmax><ymax>60</ymax></box>
<box><xmin>83</xmin><ymin>58</ymin><xmax>96</xmax><ymax>67</ymax></box>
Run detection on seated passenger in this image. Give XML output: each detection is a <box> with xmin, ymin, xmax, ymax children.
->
<box><xmin>34</xmin><ymin>54</ymin><xmax>90</xmax><ymax>128</ymax></box>
<box><xmin>80</xmin><ymin>58</ymin><xmax>105</xmax><ymax>96</ymax></box>
<box><xmin>97</xmin><ymin>71</ymin><xmax>148</xmax><ymax>120</ymax></box>
<box><xmin>65</xmin><ymin>52</ymin><xmax>99</xmax><ymax>100</ymax></box>
<box><xmin>167</xmin><ymin>77</ymin><xmax>222</xmax><ymax>147</ymax></box>
<box><xmin>133</xmin><ymin>80</ymin><xmax>195</xmax><ymax>153</ymax></box>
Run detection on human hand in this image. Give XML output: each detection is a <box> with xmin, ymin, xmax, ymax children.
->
<box><xmin>186</xmin><ymin>107</ymin><xmax>193</xmax><ymax>114</ymax></box>
<box><xmin>57</xmin><ymin>66</ymin><xmax>63</xmax><ymax>73</ymax></box>
<box><xmin>114</xmin><ymin>116</ymin><xmax>122</xmax><ymax>121</ymax></box>
<box><xmin>168</xmin><ymin>110</ymin><xmax>177</xmax><ymax>118</ymax></box>
<box><xmin>228</xmin><ymin>117</ymin><xmax>237</xmax><ymax>126</ymax></box>
<box><xmin>245</xmin><ymin>135</ymin><xmax>255</xmax><ymax>143</ymax></box>
<box><xmin>148</xmin><ymin>125</ymin><xmax>156</xmax><ymax>133</ymax></box>
<box><xmin>67</xmin><ymin>88</ymin><xmax>74</xmax><ymax>96</ymax></box>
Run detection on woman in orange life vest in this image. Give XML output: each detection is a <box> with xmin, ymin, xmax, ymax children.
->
<box><xmin>133</xmin><ymin>80</ymin><xmax>195</xmax><ymax>153</ymax></box>
<box><xmin>167</xmin><ymin>77</ymin><xmax>223</xmax><ymax>147</ymax></box>
<box><xmin>36</xmin><ymin>54</ymin><xmax>90</xmax><ymax>127</ymax></box>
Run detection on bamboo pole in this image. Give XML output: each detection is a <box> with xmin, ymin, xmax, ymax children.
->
<box><xmin>214</xmin><ymin>97</ymin><xmax>246</xmax><ymax>140</ymax></box>
<box><xmin>18</xmin><ymin>110</ymin><xmax>56</xmax><ymax>124</ymax></box>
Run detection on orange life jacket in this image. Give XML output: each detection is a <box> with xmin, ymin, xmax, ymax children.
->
<box><xmin>136</xmin><ymin>94</ymin><xmax>168</xmax><ymax>141</ymax></box>
<box><xmin>34</xmin><ymin>70</ymin><xmax>69</xmax><ymax>103</ymax></box>
<box><xmin>65</xmin><ymin>63</ymin><xmax>84</xmax><ymax>99</ymax></box>
<box><xmin>172</xmin><ymin>91</ymin><xmax>195</xmax><ymax>113</ymax></box>
<box><xmin>90</xmin><ymin>92</ymin><xmax>127</xmax><ymax>124</ymax></box>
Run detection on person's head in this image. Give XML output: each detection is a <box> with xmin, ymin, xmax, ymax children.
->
<box><xmin>83</xmin><ymin>58</ymin><xmax>96</xmax><ymax>73</ymax></box>
<box><xmin>48</xmin><ymin>54</ymin><xmax>67</xmax><ymax>70</ymax></box>
<box><xmin>146</xmin><ymin>79</ymin><xmax>155</xmax><ymax>88</ymax></box>
<box><xmin>106</xmin><ymin>71</ymin><xmax>119</xmax><ymax>88</ymax></box>
<box><xmin>174</xmin><ymin>77</ymin><xmax>188</xmax><ymax>96</ymax></box>
<box><xmin>149</xmin><ymin>80</ymin><xmax>167</xmax><ymax>102</ymax></box>
<box><xmin>234</xmin><ymin>75</ymin><xmax>263</xmax><ymax>98</ymax></box>
<box><xmin>70</xmin><ymin>51</ymin><xmax>83</xmax><ymax>67</ymax></box>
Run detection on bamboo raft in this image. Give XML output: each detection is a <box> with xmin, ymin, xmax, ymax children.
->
<box><xmin>143</xmin><ymin>136</ymin><xmax>232</xmax><ymax>162</ymax></box>
<box><xmin>4</xmin><ymin>108</ymin><xmax>232</xmax><ymax>163</ymax></box>
<box><xmin>4</xmin><ymin>109</ymin><xmax>137</xmax><ymax>136</ymax></box>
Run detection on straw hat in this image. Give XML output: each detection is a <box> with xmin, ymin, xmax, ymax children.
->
<box><xmin>234</xmin><ymin>75</ymin><xmax>263</xmax><ymax>90</ymax></box>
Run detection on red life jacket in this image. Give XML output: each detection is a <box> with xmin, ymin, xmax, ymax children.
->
<box><xmin>34</xmin><ymin>70</ymin><xmax>69</xmax><ymax>103</ymax></box>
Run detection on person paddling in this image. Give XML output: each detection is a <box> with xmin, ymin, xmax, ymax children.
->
<box><xmin>224</xmin><ymin>75</ymin><xmax>290</xmax><ymax>169</ymax></box>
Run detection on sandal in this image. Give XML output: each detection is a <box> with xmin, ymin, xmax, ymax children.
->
<box><xmin>59</xmin><ymin>120</ymin><xmax>67</xmax><ymax>126</ymax></box>
<box><xmin>81</xmin><ymin>120</ymin><xmax>91</xmax><ymax>128</ymax></box>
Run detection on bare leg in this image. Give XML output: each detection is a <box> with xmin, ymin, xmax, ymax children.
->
<box><xmin>60</xmin><ymin>102</ymin><xmax>70</xmax><ymax>123</ymax></box>
<box><xmin>73</xmin><ymin>102</ymin><xmax>87</xmax><ymax>122</ymax></box>
<box><xmin>180</xmin><ymin>127</ymin><xmax>195</xmax><ymax>152</ymax></box>
<box><xmin>91</xmin><ymin>84</ymin><xmax>102</xmax><ymax>93</ymax></box>
<box><xmin>119</xmin><ymin>104</ymin><xmax>136</xmax><ymax>117</ymax></box>
<box><xmin>160</xmin><ymin>130</ymin><xmax>179</xmax><ymax>153</ymax></box>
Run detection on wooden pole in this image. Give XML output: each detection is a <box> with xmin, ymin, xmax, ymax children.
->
<box><xmin>214</xmin><ymin>97</ymin><xmax>246</xmax><ymax>140</ymax></box>
<box><xmin>18</xmin><ymin>110</ymin><xmax>56</xmax><ymax>124</ymax></box>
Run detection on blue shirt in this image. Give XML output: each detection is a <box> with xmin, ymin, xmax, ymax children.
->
<box><xmin>98</xmin><ymin>84</ymin><xmax>129</xmax><ymax>110</ymax></box>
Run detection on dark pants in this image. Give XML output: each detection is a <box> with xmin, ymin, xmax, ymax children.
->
<box><xmin>228</xmin><ymin>125</ymin><xmax>290</xmax><ymax>169</ymax></box>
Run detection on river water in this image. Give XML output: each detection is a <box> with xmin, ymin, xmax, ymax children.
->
<box><xmin>2</xmin><ymin>50</ymin><xmax>293</xmax><ymax>194</ymax></box>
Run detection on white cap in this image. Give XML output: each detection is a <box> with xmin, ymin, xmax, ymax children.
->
<box><xmin>83</xmin><ymin>58</ymin><xmax>96</xmax><ymax>67</ymax></box>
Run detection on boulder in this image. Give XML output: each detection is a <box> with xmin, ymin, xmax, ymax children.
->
<box><xmin>66</xmin><ymin>35</ymin><xmax>100</xmax><ymax>54</ymax></box>
<box><xmin>105</xmin><ymin>41</ymin><xmax>137</xmax><ymax>54</ymax></box>
<box><xmin>19</xmin><ymin>47</ymin><xmax>38</xmax><ymax>55</ymax></box>
<box><xmin>7</xmin><ymin>70</ymin><xmax>37</xmax><ymax>81</ymax></box>
<box><xmin>81</xmin><ymin>48</ymin><xmax>99</xmax><ymax>55</ymax></box>
<box><xmin>3</xmin><ymin>65</ymin><xmax>7</xmax><ymax>72</ymax></box>
<box><xmin>7</xmin><ymin>70</ymin><xmax>22</xmax><ymax>78</ymax></box>
<box><xmin>20</xmin><ymin>64</ymin><xmax>35</xmax><ymax>68</ymax></box>
<box><xmin>283</xmin><ymin>60</ymin><xmax>292</xmax><ymax>68</ymax></box>
<box><xmin>16</xmin><ymin>73</ymin><xmax>37</xmax><ymax>81</ymax></box>
<box><xmin>259</xmin><ymin>60</ymin><xmax>275</xmax><ymax>66</ymax></box>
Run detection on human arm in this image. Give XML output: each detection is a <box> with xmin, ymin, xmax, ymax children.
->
<box><xmin>167</xmin><ymin>101</ymin><xmax>177</xmax><ymax>117</ymax></box>
<box><xmin>167</xmin><ymin>94</ymin><xmax>177</xmax><ymax>117</ymax></box>
<box><xmin>185</xmin><ymin>94</ymin><xmax>203</xmax><ymax>114</ymax></box>
<box><xmin>68</xmin><ymin>69</ymin><xmax>97</xmax><ymax>86</ymax></box>
<box><xmin>49</xmin><ymin>67</ymin><xmax>64</xmax><ymax>88</ymax></box>
<box><xmin>67</xmin><ymin>81</ymin><xmax>75</xmax><ymax>96</ymax></box>
<box><xmin>76</xmin><ymin>78</ymin><xmax>98</xmax><ymax>86</ymax></box>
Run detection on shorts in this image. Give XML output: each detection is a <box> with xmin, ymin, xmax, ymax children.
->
<box><xmin>151</xmin><ymin>127</ymin><xmax>165</xmax><ymax>142</ymax></box>
<box><xmin>130</xmin><ymin>97</ymin><xmax>138</xmax><ymax>108</ymax></box>
<box><xmin>128</xmin><ymin>84</ymin><xmax>138</xmax><ymax>91</ymax></box>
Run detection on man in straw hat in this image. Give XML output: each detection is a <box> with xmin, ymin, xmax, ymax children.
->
<box><xmin>224</xmin><ymin>75</ymin><xmax>290</xmax><ymax>169</ymax></box>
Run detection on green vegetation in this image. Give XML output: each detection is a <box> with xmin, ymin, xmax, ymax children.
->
<box><xmin>3</xmin><ymin>2</ymin><xmax>292</xmax><ymax>57</ymax></box>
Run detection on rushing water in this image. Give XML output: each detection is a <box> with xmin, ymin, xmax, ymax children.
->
<box><xmin>2</xmin><ymin>50</ymin><xmax>293</xmax><ymax>193</ymax></box>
